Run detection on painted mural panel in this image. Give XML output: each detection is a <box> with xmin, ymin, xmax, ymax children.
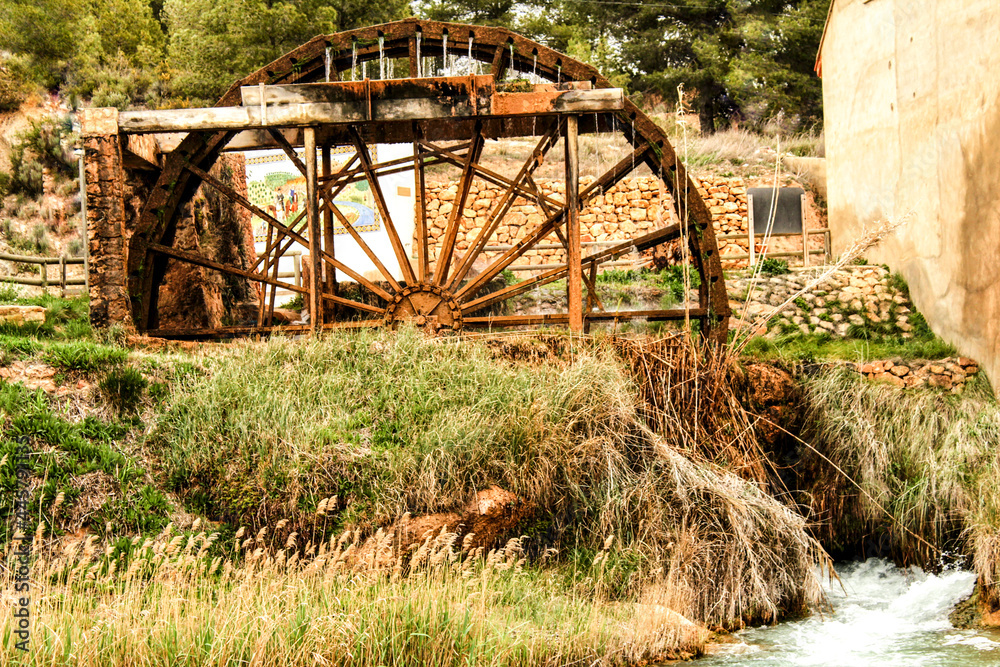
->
<box><xmin>244</xmin><ymin>148</ymin><xmax>381</xmax><ymax>243</ymax></box>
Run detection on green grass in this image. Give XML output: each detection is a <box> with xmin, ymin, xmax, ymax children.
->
<box><xmin>742</xmin><ymin>332</ymin><xmax>958</xmax><ymax>364</ymax></box>
<box><xmin>0</xmin><ymin>381</ymin><xmax>170</xmax><ymax>540</ymax></box>
<box><xmin>100</xmin><ymin>366</ymin><xmax>149</xmax><ymax>413</ymax></box>
<box><xmin>43</xmin><ymin>340</ymin><xmax>127</xmax><ymax>371</ymax></box>
<box><xmin>595</xmin><ymin>266</ymin><xmax>701</xmax><ymax>310</ymax></box>
<box><xmin>0</xmin><ymin>289</ymin><xmax>92</xmax><ymax>339</ymax></box>
<box><xmin>758</xmin><ymin>258</ymin><xmax>790</xmax><ymax>276</ymax></box>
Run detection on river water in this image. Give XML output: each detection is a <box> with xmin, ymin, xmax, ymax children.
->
<box><xmin>697</xmin><ymin>558</ymin><xmax>1000</xmax><ymax>666</ymax></box>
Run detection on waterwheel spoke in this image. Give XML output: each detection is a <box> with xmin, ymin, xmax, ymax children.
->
<box><xmin>455</xmin><ymin>143</ymin><xmax>648</xmax><ymax>301</ymax></box>
<box><xmin>462</xmin><ymin>266</ymin><xmax>567</xmax><ymax>314</ymax></box>
<box><xmin>490</xmin><ymin>42</ymin><xmax>510</xmax><ymax>81</ymax></box>
<box><xmin>549</xmin><ymin>222</ymin><xmax>605</xmax><ymax>313</ymax></box>
<box><xmin>321</xmin><ymin>195</ymin><xmax>402</xmax><ymax>293</ymax></box>
<box><xmin>268</xmin><ymin>129</ymin><xmax>308</xmax><ymax>176</ymax></box>
<box><xmin>420</xmin><ymin>139</ymin><xmax>563</xmax><ymax>212</ymax></box>
<box><xmin>188</xmin><ymin>158</ymin><xmax>394</xmax><ymax>302</ymax></box>
<box><xmin>257</xmin><ymin>223</ymin><xmax>274</xmax><ymax>326</ymax></box>
<box><xmin>146</xmin><ymin>242</ymin><xmax>383</xmax><ymax>315</ymax></box>
<box><xmin>433</xmin><ymin>120</ymin><xmax>486</xmax><ymax>286</ymax></box>
<box><xmin>350</xmin><ymin>126</ymin><xmax>418</xmax><ymax>285</ymax></box>
<box><xmin>455</xmin><ymin>204</ymin><xmax>567</xmax><ymax>301</ymax></box>
<box><xmin>447</xmin><ymin>120</ymin><xmax>561</xmax><ymax>291</ymax></box>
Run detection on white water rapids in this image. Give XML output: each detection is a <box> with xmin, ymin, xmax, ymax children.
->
<box><xmin>698</xmin><ymin>558</ymin><xmax>1000</xmax><ymax>666</ymax></box>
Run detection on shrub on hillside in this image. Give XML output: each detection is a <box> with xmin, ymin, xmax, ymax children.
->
<box><xmin>8</xmin><ymin>117</ymin><xmax>77</xmax><ymax>197</ymax></box>
<box><xmin>0</xmin><ymin>59</ymin><xmax>29</xmax><ymax>112</ymax></box>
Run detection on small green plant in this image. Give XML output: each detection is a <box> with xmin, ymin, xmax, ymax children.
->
<box><xmin>279</xmin><ymin>293</ymin><xmax>304</xmax><ymax>310</ymax></box>
<box><xmin>44</xmin><ymin>341</ymin><xmax>127</xmax><ymax>371</ymax></box>
<box><xmin>793</xmin><ymin>296</ymin><xmax>810</xmax><ymax>311</ymax></box>
<box><xmin>0</xmin><ymin>334</ymin><xmax>40</xmax><ymax>359</ymax></box>
<box><xmin>887</xmin><ymin>271</ymin><xmax>912</xmax><ymax>301</ymax></box>
<box><xmin>758</xmin><ymin>258</ymin><xmax>790</xmax><ymax>276</ymax></box>
<box><xmin>596</xmin><ymin>268</ymin><xmax>645</xmax><ymax>285</ymax></box>
<box><xmin>148</xmin><ymin>381</ymin><xmax>170</xmax><ymax>403</ymax></box>
<box><xmin>0</xmin><ymin>282</ymin><xmax>19</xmax><ymax>302</ymax></box>
<box><xmin>100</xmin><ymin>367</ymin><xmax>148</xmax><ymax>413</ymax></box>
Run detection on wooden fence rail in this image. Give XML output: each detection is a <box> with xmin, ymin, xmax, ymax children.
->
<box><xmin>716</xmin><ymin>228</ymin><xmax>832</xmax><ymax>265</ymax></box>
<box><xmin>0</xmin><ymin>252</ymin><xmax>87</xmax><ymax>296</ymax></box>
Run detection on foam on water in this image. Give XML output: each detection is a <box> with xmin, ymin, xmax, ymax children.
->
<box><xmin>698</xmin><ymin>558</ymin><xmax>1000</xmax><ymax>667</ymax></box>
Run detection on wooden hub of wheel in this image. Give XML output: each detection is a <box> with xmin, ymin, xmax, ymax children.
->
<box><xmin>384</xmin><ymin>284</ymin><xmax>463</xmax><ymax>333</ymax></box>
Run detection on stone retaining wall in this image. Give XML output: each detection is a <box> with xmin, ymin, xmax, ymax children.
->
<box><xmin>729</xmin><ymin>265</ymin><xmax>917</xmax><ymax>339</ymax></box>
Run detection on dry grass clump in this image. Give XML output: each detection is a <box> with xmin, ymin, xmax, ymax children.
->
<box><xmin>640</xmin><ymin>444</ymin><xmax>825</xmax><ymax>627</ymax></box>
<box><xmin>798</xmin><ymin>367</ymin><xmax>1000</xmax><ymax>574</ymax></box>
<box><xmin>614</xmin><ymin>335</ymin><xmax>773</xmax><ymax>485</ymax></box>
<box><xmin>682</xmin><ymin>128</ymin><xmax>772</xmax><ymax>167</ymax></box>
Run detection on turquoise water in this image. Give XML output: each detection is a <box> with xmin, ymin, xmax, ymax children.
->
<box><xmin>697</xmin><ymin>559</ymin><xmax>1000</xmax><ymax>667</ymax></box>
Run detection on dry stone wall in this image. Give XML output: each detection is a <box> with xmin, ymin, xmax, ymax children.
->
<box><xmin>851</xmin><ymin>357</ymin><xmax>980</xmax><ymax>392</ymax></box>
<box><xmin>420</xmin><ymin>175</ymin><xmax>676</xmax><ymax>271</ymax></box>
<box><xmin>420</xmin><ymin>174</ymin><xmax>821</xmax><ymax>273</ymax></box>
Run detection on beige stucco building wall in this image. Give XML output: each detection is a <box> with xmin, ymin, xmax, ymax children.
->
<box><xmin>821</xmin><ymin>0</ymin><xmax>1000</xmax><ymax>385</ymax></box>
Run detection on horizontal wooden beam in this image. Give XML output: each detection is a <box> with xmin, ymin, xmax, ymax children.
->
<box><xmin>117</xmin><ymin>77</ymin><xmax>623</xmax><ymax>134</ymax></box>
<box><xmin>148</xmin><ymin>242</ymin><xmax>308</xmax><ymax>294</ymax></box>
<box><xmin>144</xmin><ymin>319</ymin><xmax>383</xmax><ymax>340</ymax></box>
<box><xmin>463</xmin><ymin>309</ymin><xmax>707</xmax><ymax>328</ymax></box>
<box><xmin>0</xmin><ymin>251</ymin><xmax>85</xmax><ymax>265</ymax></box>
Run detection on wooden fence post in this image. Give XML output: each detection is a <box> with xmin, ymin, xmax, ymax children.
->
<box><xmin>801</xmin><ymin>192</ymin><xmax>809</xmax><ymax>267</ymax></box>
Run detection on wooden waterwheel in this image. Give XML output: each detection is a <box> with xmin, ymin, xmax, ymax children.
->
<box><xmin>119</xmin><ymin>18</ymin><xmax>730</xmax><ymax>341</ymax></box>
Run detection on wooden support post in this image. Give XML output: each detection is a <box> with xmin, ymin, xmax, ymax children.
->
<box><xmin>322</xmin><ymin>144</ymin><xmax>337</xmax><ymax>308</ymax></box>
<box><xmin>59</xmin><ymin>255</ymin><xmax>66</xmax><ymax>297</ymax></box>
<box><xmin>304</xmin><ymin>127</ymin><xmax>322</xmax><ymax>333</ymax></box>
<box><xmin>565</xmin><ymin>114</ymin><xmax>582</xmax><ymax>332</ymax></box>
<box><xmin>413</xmin><ymin>123</ymin><xmax>428</xmax><ymax>282</ymax></box>
<box><xmin>258</xmin><ymin>224</ymin><xmax>273</xmax><ymax>326</ymax></box>
<box><xmin>78</xmin><ymin>150</ymin><xmax>89</xmax><ymax>296</ymax></box>
<box><xmin>747</xmin><ymin>193</ymin><xmax>756</xmax><ymax>269</ymax></box>
<box><xmin>39</xmin><ymin>263</ymin><xmax>47</xmax><ymax>295</ymax></box>
<box><xmin>294</xmin><ymin>252</ymin><xmax>302</xmax><ymax>287</ymax></box>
